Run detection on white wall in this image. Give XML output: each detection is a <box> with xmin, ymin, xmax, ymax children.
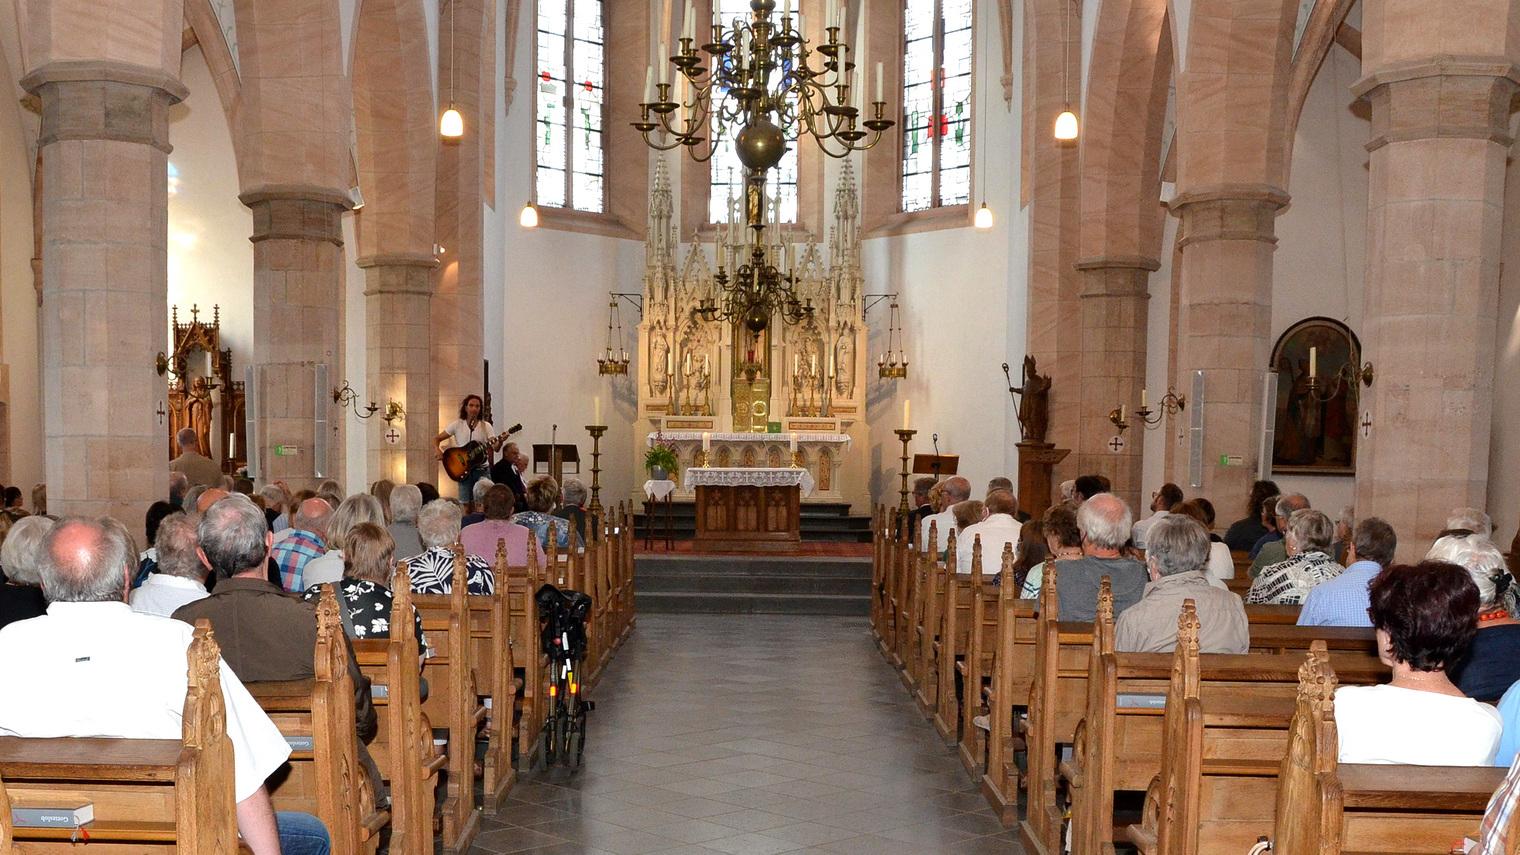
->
<box><xmin>1263</xmin><ymin>43</ymin><xmax>1367</xmax><ymax>517</ymax></box>
<box><xmin>0</xmin><ymin>35</ymin><xmax>39</xmax><ymax>493</ymax></box>
<box><xmin>1488</xmin><ymin>121</ymin><xmax>1520</xmax><ymax>548</ymax></box>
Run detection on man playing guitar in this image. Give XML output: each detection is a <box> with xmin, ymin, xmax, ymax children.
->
<box><xmin>435</xmin><ymin>394</ymin><xmax>501</xmax><ymax>501</ymax></box>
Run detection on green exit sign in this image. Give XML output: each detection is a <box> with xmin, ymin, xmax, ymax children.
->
<box><xmin>274</xmin><ymin>444</ymin><xmax>302</xmax><ymax>457</ymax></box>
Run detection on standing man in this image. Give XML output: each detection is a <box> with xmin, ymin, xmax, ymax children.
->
<box><xmin>170</xmin><ymin>427</ymin><xmax>223</xmax><ymax>488</ymax></box>
<box><xmin>435</xmin><ymin>394</ymin><xmax>495</xmax><ymax>503</ymax></box>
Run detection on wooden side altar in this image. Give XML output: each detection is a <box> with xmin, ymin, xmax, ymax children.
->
<box><xmin>686</xmin><ymin>468</ymin><xmax>814</xmax><ymax>553</ymax></box>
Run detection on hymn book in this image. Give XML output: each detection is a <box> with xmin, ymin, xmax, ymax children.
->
<box><xmin>10</xmin><ymin>798</ymin><xmax>93</xmax><ymax>828</ymax></box>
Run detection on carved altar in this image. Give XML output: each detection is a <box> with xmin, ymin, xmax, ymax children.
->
<box><xmin>630</xmin><ymin>159</ymin><xmax>871</xmax><ymax>510</ymax></box>
<box><xmin>164</xmin><ymin>305</ymin><xmax>245</xmax><ymax>474</ymax></box>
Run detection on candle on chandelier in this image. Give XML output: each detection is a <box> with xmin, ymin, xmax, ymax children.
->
<box><xmin>1141</xmin><ymin>388</ymin><xmax>1148</xmax><ymax>409</ymax></box>
<box><xmin>875</xmin><ymin>62</ymin><xmax>884</xmax><ymax>102</ymax></box>
<box><xmin>1309</xmin><ymin>346</ymin><xmax>1318</xmax><ymax>379</ymax></box>
<box><xmin>658</xmin><ymin>43</ymin><xmax>669</xmax><ymax>84</ymax></box>
<box><xmin>643</xmin><ymin>66</ymin><xmax>653</xmax><ymax>102</ymax></box>
<box><xmin>783</xmin><ymin>0</ymin><xmax>791</xmax><ymax>19</ymax></box>
<box><xmin>824</xmin><ymin>0</ymin><xmax>835</xmax><ymax>31</ymax></box>
<box><xmin>683</xmin><ymin>0</ymin><xmax>694</xmax><ymax>40</ymax></box>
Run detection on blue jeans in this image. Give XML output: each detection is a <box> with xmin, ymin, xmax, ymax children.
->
<box><xmin>459</xmin><ymin>464</ymin><xmax>489</xmax><ymax>503</ymax></box>
<box><xmin>277</xmin><ymin>811</ymin><xmax>330</xmax><ymax>855</ymax></box>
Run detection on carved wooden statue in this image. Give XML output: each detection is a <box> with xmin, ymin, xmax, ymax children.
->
<box><xmin>1006</xmin><ymin>355</ymin><xmax>1052</xmax><ymax>444</ymax></box>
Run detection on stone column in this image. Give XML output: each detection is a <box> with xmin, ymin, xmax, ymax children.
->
<box><xmin>21</xmin><ymin>62</ymin><xmax>187</xmax><ymax>523</ymax></box>
<box><xmin>1352</xmin><ymin>49</ymin><xmax>1517</xmax><ymax>555</ymax></box>
<box><xmin>360</xmin><ymin>254</ymin><xmax>439</xmax><ymax>484</ymax></box>
<box><xmin>1168</xmin><ymin>187</ymin><xmax>1288</xmax><ymax>505</ymax></box>
<box><xmin>1075</xmin><ymin>256</ymin><xmax>1157</xmax><ymax>510</ymax></box>
<box><xmin>244</xmin><ymin>191</ymin><xmax>350</xmax><ymax>490</ymax></box>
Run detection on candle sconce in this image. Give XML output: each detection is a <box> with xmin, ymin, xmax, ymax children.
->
<box><xmin>1306</xmin><ymin>361</ymin><xmax>1375</xmax><ymax>403</ymax></box>
<box><xmin>1134</xmin><ymin>388</ymin><xmax>1186</xmax><ymax>430</ymax></box>
<box><xmin>331</xmin><ymin>381</ymin><xmax>403</xmax><ymax>424</ymax></box>
<box><xmin>381</xmin><ymin>401</ymin><xmax>406</xmax><ymax>424</ymax></box>
<box><xmin>1108</xmin><ymin>406</ymin><xmax>1130</xmax><ymax>434</ymax></box>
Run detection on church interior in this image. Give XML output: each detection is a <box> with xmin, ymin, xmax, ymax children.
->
<box><xmin>3</xmin><ymin>0</ymin><xmax>1520</xmax><ymax>852</ymax></box>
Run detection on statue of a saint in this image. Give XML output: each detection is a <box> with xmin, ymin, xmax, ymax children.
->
<box><xmin>1007</xmin><ymin>356</ymin><xmax>1052</xmax><ymax>444</ymax></box>
<box><xmin>650</xmin><ymin>333</ymin><xmax>670</xmax><ymax>394</ymax></box>
<box><xmin>186</xmin><ymin>376</ymin><xmax>214</xmax><ymax>457</ymax></box>
<box><xmin>833</xmin><ymin>328</ymin><xmax>855</xmax><ymax>397</ymax></box>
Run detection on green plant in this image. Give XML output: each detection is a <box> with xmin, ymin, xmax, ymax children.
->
<box><xmin>644</xmin><ymin>444</ymin><xmax>679</xmax><ymax>474</ymax></box>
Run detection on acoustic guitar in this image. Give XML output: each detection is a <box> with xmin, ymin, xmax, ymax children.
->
<box><xmin>442</xmin><ymin>423</ymin><xmax>522</xmax><ymax>482</ymax></box>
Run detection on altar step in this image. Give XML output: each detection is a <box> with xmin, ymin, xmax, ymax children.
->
<box><xmin>634</xmin><ymin>555</ymin><xmax>872</xmax><ymax>615</ymax></box>
<box><xmin>631</xmin><ymin>501</ymin><xmax>873</xmax><ymax>543</ymax></box>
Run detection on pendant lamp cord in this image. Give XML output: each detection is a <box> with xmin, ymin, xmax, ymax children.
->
<box><xmin>449</xmin><ymin>0</ymin><xmax>457</xmax><ymax>105</ymax></box>
<box><xmin>1062</xmin><ymin>0</ymin><xmax>1070</xmax><ymax>108</ymax></box>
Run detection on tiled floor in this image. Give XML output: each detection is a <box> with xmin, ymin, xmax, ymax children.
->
<box><xmin>468</xmin><ymin>614</ymin><xmax>1023</xmax><ymax>854</ymax></box>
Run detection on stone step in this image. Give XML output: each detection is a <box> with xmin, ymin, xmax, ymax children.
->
<box><xmin>636</xmin><ymin>555</ymin><xmax>871</xmax><ymax>578</ymax></box>
<box><xmin>636</xmin><ymin>573</ymin><xmax>871</xmax><ymax>596</ymax></box>
<box><xmin>635</xmin><ymin>591</ymin><xmax>870</xmax><ymax>616</ymax></box>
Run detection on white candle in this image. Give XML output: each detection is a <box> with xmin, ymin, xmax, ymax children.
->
<box><xmin>790</xmin><ymin>432</ymin><xmax>798</xmax><ymax>453</ymax></box>
<box><xmin>783</xmin><ymin>0</ymin><xmax>791</xmax><ymax>20</ymax></box>
<box><xmin>228</xmin><ymin>432</ymin><xmax>235</xmax><ymax>453</ymax></box>
<box><xmin>825</xmin><ymin>0</ymin><xmax>835</xmax><ymax>31</ymax></box>
<box><xmin>702</xmin><ymin>432</ymin><xmax>712</xmax><ymax>452</ymax></box>
<box><xmin>643</xmin><ymin>66</ymin><xmax>654</xmax><ymax>102</ymax></box>
<box><xmin>902</xmin><ymin>399</ymin><xmax>911</xmax><ymax>429</ymax></box>
<box><xmin>1141</xmin><ymin>388</ymin><xmax>1148</xmax><ymax>408</ymax></box>
<box><xmin>1309</xmin><ymin>347</ymin><xmax>1318</xmax><ymax>379</ymax></box>
<box><xmin>684</xmin><ymin>0</ymin><xmax>694</xmax><ymax>39</ymax></box>
<box><xmin>658</xmin><ymin>43</ymin><xmax>668</xmax><ymax>84</ymax></box>
<box><xmin>810</xmin><ymin>353</ymin><xmax>817</xmax><ymax>373</ymax></box>
<box><xmin>666</xmin><ymin>352</ymin><xmax>673</xmax><ymax>374</ymax></box>
<box><xmin>875</xmin><ymin>62</ymin><xmax>884</xmax><ymax>102</ymax></box>
<box><xmin>594</xmin><ymin>395</ymin><xmax>601</xmax><ymax>424</ymax></box>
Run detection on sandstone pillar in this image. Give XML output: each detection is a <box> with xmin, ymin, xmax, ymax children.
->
<box><xmin>1075</xmin><ymin>256</ymin><xmax>1157</xmax><ymax>510</ymax></box>
<box><xmin>360</xmin><ymin>255</ymin><xmax>439</xmax><ymax>484</ymax></box>
<box><xmin>245</xmin><ymin>192</ymin><xmax>349</xmax><ymax>490</ymax></box>
<box><xmin>22</xmin><ymin>63</ymin><xmax>187</xmax><ymax>522</ymax></box>
<box><xmin>1353</xmin><ymin>44</ymin><xmax>1517</xmax><ymax>555</ymax></box>
<box><xmin>1168</xmin><ymin>188</ymin><xmax>1288</xmax><ymax>506</ymax></box>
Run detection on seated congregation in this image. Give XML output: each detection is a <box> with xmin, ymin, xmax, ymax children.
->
<box><xmin>0</xmin><ymin>466</ymin><xmax>634</xmax><ymax>853</ymax></box>
<box><xmin>877</xmin><ymin>473</ymin><xmax>1520</xmax><ymax>853</ymax></box>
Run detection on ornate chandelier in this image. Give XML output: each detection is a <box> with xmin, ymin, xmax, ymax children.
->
<box><xmin>597</xmin><ymin>296</ymin><xmax>631</xmax><ymax>375</ymax></box>
<box><xmin>635</xmin><ymin>0</ymin><xmax>894</xmax><ymax>331</ymax></box>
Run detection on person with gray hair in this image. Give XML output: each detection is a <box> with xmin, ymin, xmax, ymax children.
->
<box><xmin>1249</xmin><ymin>492</ymin><xmax>1311</xmax><ymax>576</ymax></box>
<box><xmin>168</xmin><ymin>426</ymin><xmax>223</xmax><ymax>488</ymax></box>
<box><xmin>1058</xmin><ymin>479</ymin><xmax>1077</xmax><ymax>505</ymax></box>
<box><xmin>1116</xmin><ymin>515</ymin><xmax>1248</xmax><ymax>654</ymax></box>
<box><xmin>269</xmin><ymin>496</ymin><xmax>334</xmax><ymax>592</ymax></box>
<box><xmin>553</xmin><ymin>478</ymin><xmax>589</xmax><ymax>545</ymax></box>
<box><xmin>1246</xmin><ymin>508</ymin><xmax>1343</xmax><ymax>605</ymax></box>
<box><xmin>0</xmin><ymin>515</ymin><xmax>55</xmax><ymax>630</ymax></box>
<box><xmin>387</xmin><ymin>484</ymin><xmax>426</xmax><ymax>560</ymax></box>
<box><xmin>0</xmin><ymin>513</ymin><xmax>318</xmax><ymax>854</ymax></box>
<box><xmin>987</xmin><ymin>476</ymin><xmax>1014</xmax><ymax>498</ymax></box>
<box><xmin>1445</xmin><ymin>507</ymin><xmax>1494</xmax><ymax>540</ymax></box>
<box><xmin>1298</xmin><ymin>516</ymin><xmax>1397</xmax><ymax>627</ymax></box>
<box><xmin>301</xmin><ymin>494</ymin><xmax>387</xmax><ymax>588</ymax></box>
<box><xmin>463</xmin><ymin>477</ymin><xmax>496</xmax><ymax>525</ymax></box>
<box><xmin>1055</xmin><ymin>493</ymin><xmax>1148</xmax><ymax>621</ymax></box>
<box><xmin>129</xmin><ymin>513</ymin><xmax>209</xmax><ymax>618</ymax></box>
<box><xmin>406</xmin><ymin>499</ymin><xmax>497</xmax><ymax>596</ymax></box>
<box><xmin>1430</xmin><ymin>533</ymin><xmax>1520</xmax><ymax>700</ymax></box>
<box><xmin>920</xmin><ymin>476</ymin><xmax>972</xmax><ymax>554</ymax></box>
<box><xmin>169</xmin><ymin>471</ymin><xmax>190</xmax><ymax>509</ymax></box>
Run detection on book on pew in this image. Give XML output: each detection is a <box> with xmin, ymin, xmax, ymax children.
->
<box><xmin>11</xmin><ymin>799</ymin><xmax>93</xmax><ymax>828</ymax></box>
<box><xmin>1115</xmin><ymin>693</ymin><xmax>1167</xmax><ymax>709</ymax></box>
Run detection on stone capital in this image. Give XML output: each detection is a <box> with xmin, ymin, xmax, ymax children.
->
<box><xmin>1170</xmin><ymin>185</ymin><xmax>1290</xmax><ymax>249</ymax></box>
<box><xmin>1073</xmin><ymin>255</ymin><xmax>1162</xmax><ymax>273</ymax></box>
<box><xmin>1353</xmin><ymin>58</ymin><xmax>1520</xmax><ymax>151</ymax></box>
<box><xmin>359</xmin><ymin>254</ymin><xmax>440</xmax><ymax>297</ymax></box>
<box><xmin>242</xmin><ymin>190</ymin><xmax>348</xmax><ymax>246</ymax></box>
<box><xmin>20</xmin><ymin>60</ymin><xmax>189</xmax><ymax>153</ymax></box>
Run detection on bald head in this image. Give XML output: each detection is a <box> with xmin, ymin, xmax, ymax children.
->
<box><xmin>195</xmin><ymin>488</ymin><xmax>229</xmax><ymax>513</ymax></box>
<box><xmin>39</xmin><ymin>517</ymin><xmax>134</xmax><ymax>603</ymax></box>
<box><xmin>1076</xmin><ymin>493</ymin><xmax>1134</xmax><ymax>552</ymax></box>
<box><xmin>941</xmin><ymin>477</ymin><xmax>972</xmax><ymax>505</ymax></box>
<box><xmin>294</xmin><ymin>497</ymin><xmax>334</xmax><ymax>537</ymax></box>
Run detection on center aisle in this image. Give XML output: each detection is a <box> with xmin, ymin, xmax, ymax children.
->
<box><xmin>469</xmin><ymin>614</ymin><xmax>1023</xmax><ymax>855</ymax></box>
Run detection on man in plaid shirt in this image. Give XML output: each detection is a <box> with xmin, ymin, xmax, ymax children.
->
<box><xmin>269</xmin><ymin>498</ymin><xmax>332</xmax><ymax>592</ymax></box>
<box><xmin>1475</xmin><ymin>751</ymin><xmax>1520</xmax><ymax>853</ymax></box>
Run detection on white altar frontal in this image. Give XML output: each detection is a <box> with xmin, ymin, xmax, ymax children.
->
<box><xmin>629</xmin><ymin>158</ymin><xmax>871</xmax><ymax>510</ymax></box>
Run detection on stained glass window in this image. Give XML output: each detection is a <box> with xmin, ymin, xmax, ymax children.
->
<box><xmin>709</xmin><ymin>0</ymin><xmax>798</xmax><ymax>224</ymax></box>
<box><xmin>536</xmin><ymin>0</ymin><xmax>605</xmax><ymax>212</ymax></box>
<box><xmin>901</xmin><ymin>0</ymin><xmax>972</xmax><ymax>212</ymax></box>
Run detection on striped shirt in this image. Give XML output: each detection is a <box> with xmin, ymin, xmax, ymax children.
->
<box><xmin>1475</xmin><ymin>751</ymin><xmax>1520</xmax><ymax>853</ymax></box>
<box><xmin>405</xmin><ymin>546</ymin><xmax>496</xmax><ymax>596</ymax></box>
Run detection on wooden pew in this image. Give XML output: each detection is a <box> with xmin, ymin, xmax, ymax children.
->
<box><xmin>413</xmin><ymin>547</ymin><xmax>483</xmax><ymax>853</ymax></box>
<box><xmin>957</xmin><ymin>539</ymin><xmax>1003</xmax><ymax>776</ymax></box>
<box><xmin>1244</xmin><ymin>604</ymin><xmax>1300</xmax><ymax>625</ymax></box>
<box><xmin>247</xmin><ymin>587</ymin><xmax>388</xmax><ymax>855</ymax></box>
<box><xmin>979</xmin><ymin>558</ymin><xmax>1040</xmax><ymax>825</ymax></box>
<box><xmin>871</xmin><ymin>506</ymin><xmax>886</xmax><ymax>645</ymax></box>
<box><xmin>352</xmin><ymin>561</ymin><xmax>446</xmax><ymax>855</ymax></box>
<box><xmin>893</xmin><ymin>511</ymin><xmax>915</xmax><ymax>672</ymax></box>
<box><xmin>912</xmin><ymin>522</ymin><xmax>948</xmax><ymax>714</ymax></box>
<box><xmin>505</xmin><ymin>537</ymin><xmax>548</xmax><ymax>770</ymax></box>
<box><xmin>468</xmin><ymin>540</ymin><xmax>517</xmax><ymax>811</ymax></box>
<box><xmin>932</xmin><ymin>534</ymin><xmax>966</xmax><ymax>739</ymax></box>
<box><xmin>1060</xmin><ymin>599</ymin><xmax>1386</xmax><ymax>855</ymax></box>
<box><xmin>0</xmin><ymin>622</ymin><xmax>238</xmax><ymax>851</ymax></box>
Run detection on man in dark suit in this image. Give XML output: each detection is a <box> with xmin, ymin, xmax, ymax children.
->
<box><xmin>489</xmin><ymin>442</ymin><xmax>529</xmax><ymax>513</ymax></box>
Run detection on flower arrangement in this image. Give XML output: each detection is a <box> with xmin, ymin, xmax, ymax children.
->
<box><xmin>644</xmin><ymin>430</ymin><xmax>679</xmax><ymax>480</ymax></box>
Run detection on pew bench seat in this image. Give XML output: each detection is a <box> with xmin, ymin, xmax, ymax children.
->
<box><xmin>1338</xmin><ymin>765</ymin><xmax>1504</xmax><ymax>811</ymax></box>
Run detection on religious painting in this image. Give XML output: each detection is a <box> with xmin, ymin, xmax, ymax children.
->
<box><xmin>1270</xmin><ymin>317</ymin><xmax>1361</xmax><ymax>475</ymax></box>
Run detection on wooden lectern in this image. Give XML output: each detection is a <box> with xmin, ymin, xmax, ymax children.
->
<box><xmin>532</xmin><ymin>444</ymin><xmax>581</xmax><ymax>489</ymax></box>
<box><xmin>1016</xmin><ymin>441</ymin><xmax>1070</xmax><ymax>521</ymax></box>
<box><xmin>912</xmin><ymin>454</ymin><xmax>959</xmax><ymax>480</ymax></box>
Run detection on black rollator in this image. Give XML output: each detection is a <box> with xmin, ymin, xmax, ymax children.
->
<box><xmin>536</xmin><ymin>584</ymin><xmax>594</xmax><ymax>768</ymax></box>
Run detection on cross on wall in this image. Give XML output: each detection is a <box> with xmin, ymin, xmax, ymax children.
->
<box><xmin>384</xmin><ymin>427</ymin><xmax>401</xmax><ymax>446</ymax></box>
<box><xmin>1108</xmin><ymin>436</ymin><xmax>1126</xmax><ymax>453</ymax></box>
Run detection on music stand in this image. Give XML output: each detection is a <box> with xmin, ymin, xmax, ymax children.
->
<box><xmin>912</xmin><ymin>453</ymin><xmax>959</xmax><ymax>480</ymax></box>
<box><xmin>532</xmin><ymin>443</ymin><xmax>581</xmax><ymax>487</ymax></box>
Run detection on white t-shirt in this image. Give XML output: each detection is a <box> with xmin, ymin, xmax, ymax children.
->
<box><xmin>956</xmin><ymin>514</ymin><xmax>1023</xmax><ymax>575</ymax></box>
<box><xmin>1207</xmin><ymin>541</ymin><xmax>1235</xmax><ymax>581</ymax></box>
<box><xmin>1334</xmin><ymin>683</ymin><xmax>1502</xmax><ymax>766</ymax></box>
<box><xmin>0</xmin><ymin>602</ymin><xmax>290</xmax><ymax>802</ymax></box>
<box><xmin>443</xmin><ymin>418</ymin><xmax>494</xmax><ymax>449</ymax></box>
<box><xmin>129</xmin><ymin>573</ymin><xmax>209</xmax><ymax>618</ymax></box>
<box><xmin>919</xmin><ymin>510</ymin><xmax>955</xmax><ymax>554</ymax></box>
<box><xmin>301</xmin><ymin>550</ymin><xmax>345</xmax><ymax>588</ymax></box>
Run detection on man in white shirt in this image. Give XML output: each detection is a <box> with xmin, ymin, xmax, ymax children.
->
<box><xmin>434</xmin><ymin>394</ymin><xmax>495</xmax><ymax>502</ymax></box>
<box><xmin>0</xmin><ymin>516</ymin><xmax>329</xmax><ymax>854</ymax></box>
<box><xmin>130</xmin><ymin>512</ymin><xmax>210</xmax><ymax>618</ymax></box>
<box><xmin>1132</xmin><ymin>482</ymin><xmax>1183</xmax><ymax>550</ymax></box>
<box><xmin>919</xmin><ymin>476</ymin><xmax>970</xmax><ymax>554</ymax></box>
<box><xmin>957</xmin><ymin>490</ymin><xmax>1022</xmax><ymax>574</ymax></box>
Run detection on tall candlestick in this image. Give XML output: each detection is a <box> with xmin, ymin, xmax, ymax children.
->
<box><xmin>902</xmin><ymin>399</ymin><xmax>911</xmax><ymax>429</ymax></box>
<box><xmin>1309</xmin><ymin>347</ymin><xmax>1318</xmax><ymax>379</ymax></box>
